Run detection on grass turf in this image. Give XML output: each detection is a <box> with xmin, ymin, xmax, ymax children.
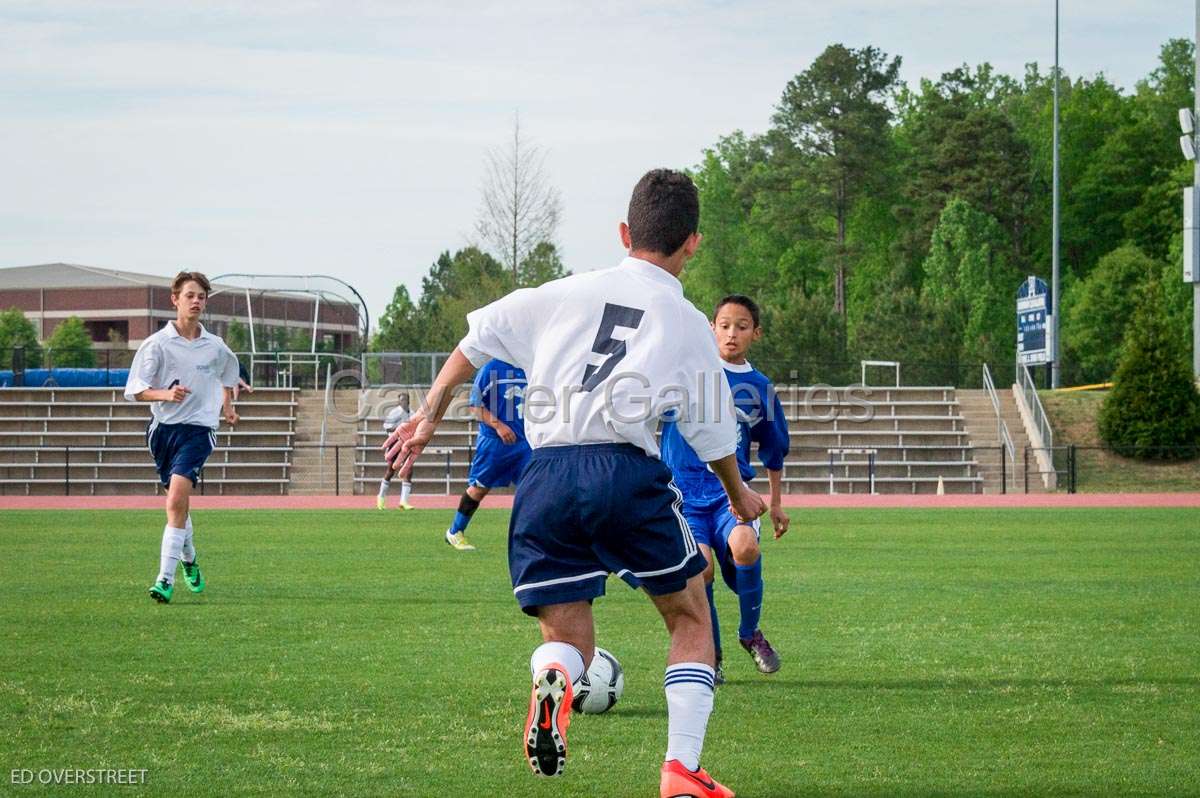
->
<box><xmin>0</xmin><ymin>507</ymin><xmax>1197</xmax><ymax>797</ymax></box>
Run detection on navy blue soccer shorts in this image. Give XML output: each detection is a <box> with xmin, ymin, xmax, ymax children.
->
<box><xmin>147</xmin><ymin>422</ymin><xmax>215</xmax><ymax>488</ymax></box>
<box><xmin>508</xmin><ymin>443</ymin><xmax>707</xmax><ymax>615</ymax></box>
<box><xmin>467</xmin><ymin>434</ymin><xmax>532</xmax><ymax>489</ymax></box>
<box><xmin>681</xmin><ymin>493</ymin><xmax>762</xmax><ymax>593</ymax></box>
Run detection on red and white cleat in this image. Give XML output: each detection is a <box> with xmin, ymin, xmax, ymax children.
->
<box><xmin>660</xmin><ymin>759</ymin><xmax>735</xmax><ymax>798</ymax></box>
<box><xmin>523</xmin><ymin>663</ymin><xmax>573</xmax><ymax>777</ymax></box>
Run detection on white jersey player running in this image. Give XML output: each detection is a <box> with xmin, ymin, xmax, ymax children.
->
<box><xmin>377</xmin><ymin>393</ymin><xmax>414</xmax><ymax>510</ymax></box>
<box><xmin>385</xmin><ymin>169</ymin><xmax>764</xmax><ymax>798</ymax></box>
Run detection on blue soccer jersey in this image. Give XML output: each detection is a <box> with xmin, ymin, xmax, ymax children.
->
<box><xmin>660</xmin><ymin>360</ymin><xmax>789</xmax><ymax>505</ymax></box>
<box><xmin>470</xmin><ymin>359</ymin><xmax>527</xmax><ymax>441</ymax></box>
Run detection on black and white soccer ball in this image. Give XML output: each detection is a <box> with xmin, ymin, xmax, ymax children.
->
<box><xmin>571</xmin><ymin>646</ymin><xmax>625</xmax><ymax>714</ymax></box>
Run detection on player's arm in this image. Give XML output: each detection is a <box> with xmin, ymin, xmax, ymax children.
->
<box><xmin>766</xmin><ymin>468</ymin><xmax>789</xmax><ymax>538</ymax></box>
<box><xmin>125</xmin><ymin>340</ymin><xmax>189</xmax><ymax>402</ymax></box>
<box><xmin>754</xmin><ymin>387</ymin><xmax>790</xmax><ymax>537</ymax></box>
<box><xmin>470</xmin><ymin>405</ymin><xmax>516</xmax><ymax>444</ymax></box>
<box><xmin>383</xmin><ymin>347</ymin><xmax>477</xmax><ymax>474</ymax></box>
<box><xmin>706</xmin><ymin>453</ymin><xmax>765</xmax><ymax>523</ymax></box>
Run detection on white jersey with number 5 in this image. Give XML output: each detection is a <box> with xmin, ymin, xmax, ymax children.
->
<box><xmin>458</xmin><ymin>256</ymin><xmax>736</xmax><ymax>462</ymax></box>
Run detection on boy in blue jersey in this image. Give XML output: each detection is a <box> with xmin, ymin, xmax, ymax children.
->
<box><xmin>661</xmin><ymin>294</ymin><xmax>791</xmax><ymax>679</ymax></box>
<box><xmin>443</xmin><ymin>358</ymin><xmax>530</xmax><ymax>551</ymax></box>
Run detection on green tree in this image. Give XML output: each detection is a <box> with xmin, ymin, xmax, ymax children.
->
<box><xmin>1098</xmin><ymin>277</ymin><xmax>1200</xmax><ymax>458</ymax></box>
<box><xmin>893</xmin><ymin>65</ymin><xmax>1033</xmax><ymax>275</ymax></box>
<box><xmin>518</xmin><ymin>241</ymin><xmax>570</xmax><ymax>287</ymax></box>
<box><xmin>0</xmin><ymin>308</ymin><xmax>43</xmax><ymax>369</ymax></box>
<box><xmin>773</xmin><ymin>44</ymin><xmax>902</xmax><ymax>318</ymax></box>
<box><xmin>1061</xmin><ymin>244</ymin><xmax>1162</xmax><ymax>384</ymax></box>
<box><xmin>418</xmin><ymin>247</ymin><xmax>513</xmax><ymax>351</ymax></box>
<box><xmin>46</xmin><ymin>317</ymin><xmax>96</xmax><ymax>367</ymax></box>
<box><xmin>372</xmin><ymin>285</ymin><xmax>422</xmax><ymax>352</ymax></box>
<box><xmin>921</xmin><ymin>199</ymin><xmax>1020</xmax><ymax>372</ymax></box>
<box><xmin>225</xmin><ymin>320</ymin><xmax>250</xmax><ymax>353</ymax></box>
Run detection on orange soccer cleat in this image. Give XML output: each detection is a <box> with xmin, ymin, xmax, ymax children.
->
<box><xmin>660</xmin><ymin>758</ymin><xmax>735</xmax><ymax>798</ymax></box>
<box><xmin>523</xmin><ymin>663</ymin><xmax>573</xmax><ymax>777</ymax></box>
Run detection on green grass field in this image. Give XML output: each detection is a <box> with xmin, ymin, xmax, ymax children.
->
<box><xmin>1</xmin><ymin>507</ymin><xmax>1197</xmax><ymax>797</ymax></box>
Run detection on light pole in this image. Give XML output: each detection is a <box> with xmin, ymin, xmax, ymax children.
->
<box><xmin>1051</xmin><ymin>0</ymin><xmax>1062</xmax><ymax>389</ymax></box>
<box><xmin>1194</xmin><ymin>0</ymin><xmax>1199</xmax><ymax>379</ymax></box>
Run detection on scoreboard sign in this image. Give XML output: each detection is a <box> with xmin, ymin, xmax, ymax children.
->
<box><xmin>1017</xmin><ymin>276</ymin><xmax>1054</xmax><ymax>366</ymax></box>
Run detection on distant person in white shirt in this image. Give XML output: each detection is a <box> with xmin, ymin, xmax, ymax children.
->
<box><xmin>377</xmin><ymin>392</ymin><xmax>414</xmax><ymax>510</ymax></box>
<box><xmin>124</xmin><ymin>272</ymin><xmax>239</xmax><ymax>604</ymax></box>
<box><xmin>384</xmin><ymin>169</ymin><xmax>764</xmax><ymax>798</ymax></box>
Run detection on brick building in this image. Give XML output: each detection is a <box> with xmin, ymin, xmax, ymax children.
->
<box><xmin>0</xmin><ymin>263</ymin><xmax>362</xmax><ymax>353</ymax></box>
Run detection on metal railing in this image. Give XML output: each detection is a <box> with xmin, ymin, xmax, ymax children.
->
<box><xmin>983</xmin><ymin>363</ymin><xmax>1016</xmax><ymax>467</ymax></box>
<box><xmin>1017</xmin><ymin>362</ymin><xmax>1054</xmax><ymax>450</ymax></box>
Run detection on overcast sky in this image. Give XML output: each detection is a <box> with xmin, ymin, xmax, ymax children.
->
<box><xmin>0</xmin><ymin>0</ymin><xmax>1191</xmax><ymax>328</ymax></box>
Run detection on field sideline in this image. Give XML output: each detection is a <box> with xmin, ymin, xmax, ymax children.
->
<box><xmin>1</xmin><ymin>507</ymin><xmax>1197</xmax><ymax>796</ymax></box>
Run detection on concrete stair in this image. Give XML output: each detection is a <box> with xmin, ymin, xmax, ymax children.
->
<box><xmin>957</xmin><ymin>389</ymin><xmax>1046</xmax><ymax>493</ymax></box>
<box><xmin>288</xmin><ymin>390</ymin><xmax>355</xmax><ymax>495</ymax></box>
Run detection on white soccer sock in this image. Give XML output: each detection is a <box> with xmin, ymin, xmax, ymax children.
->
<box><xmin>529</xmin><ymin>642</ymin><xmax>585</xmax><ymax>685</ymax></box>
<box><xmin>664</xmin><ymin>662</ymin><xmax>716</xmax><ymax>771</ymax></box>
<box><xmin>181</xmin><ymin>515</ymin><xmax>195</xmax><ymax>563</ymax></box>
<box><xmin>158</xmin><ymin>525</ymin><xmax>188</xmax><ymax>585</ymax></box>
<box><xmin>400</xmin><ymin>481</ymin><xmax>412</xmax><ymax>503</ymax></box>
<box><xmin>378</xmin><ymin>478</ymin><xmax>391</xmax><ymax>499</ymax></box>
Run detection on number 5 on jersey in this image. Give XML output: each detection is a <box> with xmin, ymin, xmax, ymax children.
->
<box><xmin>582</xmin><ymin>303</ymin><xmax>645</xmax><ymax>392</ymax></box>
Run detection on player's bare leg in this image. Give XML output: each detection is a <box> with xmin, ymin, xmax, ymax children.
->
<box><xmin>729</xmin><ymin>524</ymin><xmax>777</xmax><ymax>674</ymax></box>
<box><xmin>522</xmin><ymin>601</ymin><xmax>591</xmax><ymax>777</ymax></box>
<box><xmin>150</xmin><ymin>475</ymin><xmax>195</xmax><ymax>603</ymax></box>
<box><xmin>696</xmin><ymin>543</ymin><xmax>725</xmax><ymax>684</ymax></box>
<box><xmin>651</xmin><ymin>576</ymin><xmax>732</xmax><ymax>797</ymax></box>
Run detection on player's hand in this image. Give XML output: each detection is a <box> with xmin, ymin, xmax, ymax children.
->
<box><xmin>384</xmin><ymin>413</ymin><xmax>437</xmax><ymax>475</ymax></box>
<box><xmin>495</xmin><ymin>422</ymin><xmax>517</xmax><ymax>444</ymax></box>
<box><xmin>163</xmin><ymin>385</ymin><xmax>190</xmax><ymax>403</ymax></box>
<box><xmin>233</xmin><ymin>378</ymin><xmax>253</xmax><ymax>401</ymax></box>
<box><xmin>224</xmin><ymin>406</ymin><xmax>239</xmax><ymax>426</ymax></box>
<box><xmin>770</xmin><ymin>504</ymin><xmax>790</xmax><ymax>539</ymax></box>
<box><xmin>729</xmin><ymin>482</ymin><xmax>767</xmax><ymax>524</ymax></box>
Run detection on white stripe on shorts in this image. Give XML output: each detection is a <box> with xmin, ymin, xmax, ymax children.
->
<box><xmin>512</xmin><ymin>569</ymin><xmax>610</xmax><ymax>596</ymax></box>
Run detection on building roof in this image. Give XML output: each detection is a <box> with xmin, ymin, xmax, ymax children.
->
<box><xmin>0</xmin><ymin>263</ymin><xmax>181</xmax><ymax>290</ymax></box>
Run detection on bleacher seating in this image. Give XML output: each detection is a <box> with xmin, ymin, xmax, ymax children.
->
<box><xmin>0</xmin><ymin>387</ymin><xmax>297</xmax><ymax>495</ymax></box>
<box><xmin>354</xmin><ymin>385</ymin><xmax>983</xmax><ymax>496</ymax></box>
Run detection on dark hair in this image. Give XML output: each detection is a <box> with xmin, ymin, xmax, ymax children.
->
<box><xmin>714</xmin><ymin>294</ymin><xmax>761</xmax><ymax>327</ymax></box>
<box><xmin>172</xmin><ymin>271</ymin><xmax>211</xmax><ymax>295</ymax></box>
<box><xmin>626</xmin><ymin>169</ymin><xmax>700</xmax><ymax>256</ymax></box>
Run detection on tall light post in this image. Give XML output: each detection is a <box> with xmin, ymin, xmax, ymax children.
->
<box><xmin>1185</xmin><ymin>0</ymin><xmax>1200</xmax><ymax>381</ymax></box>
<box><xmin>1050</xmin><ymin>0</ymin><xmax>1062</xmax><ymax>389</ymax></box>
<box><xmin>1194</xmin><ymin>0</ymin><xmax>1199</xmax><ymax>380</ymax></box>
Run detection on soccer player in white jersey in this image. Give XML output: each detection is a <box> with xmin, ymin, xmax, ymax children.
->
<box><xmin>377</xmin><ymin>392</ymin><xmax>414</xmax><ymax>510</ymax></box>
<box><xmin>385</xmin><ymin>170</ymin><xmax>765</xmax><ymax>798</ymax></box>
<box><xmin>124</xmin><ymin>272</ymin><xmax>239</xmax><ymax>604</ymax></box>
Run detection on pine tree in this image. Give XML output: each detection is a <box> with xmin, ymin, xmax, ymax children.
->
<box><xmin>1098</xmin><ymin>278</ymin><xmax>1200</xmax><ymax>459</ymax></box>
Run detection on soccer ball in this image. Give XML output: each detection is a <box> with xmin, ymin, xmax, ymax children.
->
<box><xmin>571</xmin><ymin>647</ymin><xmax>624</xmax><ymax>714</ymax></box>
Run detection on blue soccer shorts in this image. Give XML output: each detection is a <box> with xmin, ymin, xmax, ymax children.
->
<box><xmin>467</xmin><ymin>434</ymin><xmax>532</xmax><ymax>489</ymax></box>
<box><xmin>508</xmin><ymin>443</ymin><xmax>707</xmax><ymax>615</ymax></box>
<box><xmin>147</xmin><ymin>422</ymin><xmax>215</xmax><ymax>488</ymax></box>
<box><xmin>682</xmin><ymin>493</ymin><xmax>762</xmax><ymax>592</ymax></box>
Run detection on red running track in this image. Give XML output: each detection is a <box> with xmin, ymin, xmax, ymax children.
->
<box><xmin>2</xmin><ymin>493</ymin><xmax>1199</xmax><ymax>511</ymax></box>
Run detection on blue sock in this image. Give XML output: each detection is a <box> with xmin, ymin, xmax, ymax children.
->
<box><xmin>735</xmin><ymin>558</ymin><xmax>763</xmax><ymax>641</ymax></box>
<box><xmin>705</xmin><ymin>581</ymin><xmax>722</xmax><ymax>659</ymax></box>
<box><xmin>450</xmin><ymin>492</ymin><xmax>481</xmax><ymax>534</ymax></box>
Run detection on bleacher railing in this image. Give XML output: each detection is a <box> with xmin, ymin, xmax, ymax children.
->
<box><xmin>983</xmin><ymin>363</ymin><xmax>1016</xmax><ymax>493</ymax></box>
<box><xmin>1017</xmin><ymin>362</ymin><xmax>1054</xmax><ymax>451</ymax></box>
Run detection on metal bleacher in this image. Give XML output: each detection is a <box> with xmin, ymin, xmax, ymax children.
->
<box><xmin>353</xmin><ymin>385</ymin><xmax>983</xmax><ymax>496</ymax></box>
<box><xmin>0</xmin><ymin>387</ymin><xmax>298</xmax><ymax>495</ymax></box>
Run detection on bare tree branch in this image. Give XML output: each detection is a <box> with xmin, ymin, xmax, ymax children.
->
<box><xmin>475</xmin><ymin>113</ymin><xmax>562</xmax><ymax>281</ymax></box>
